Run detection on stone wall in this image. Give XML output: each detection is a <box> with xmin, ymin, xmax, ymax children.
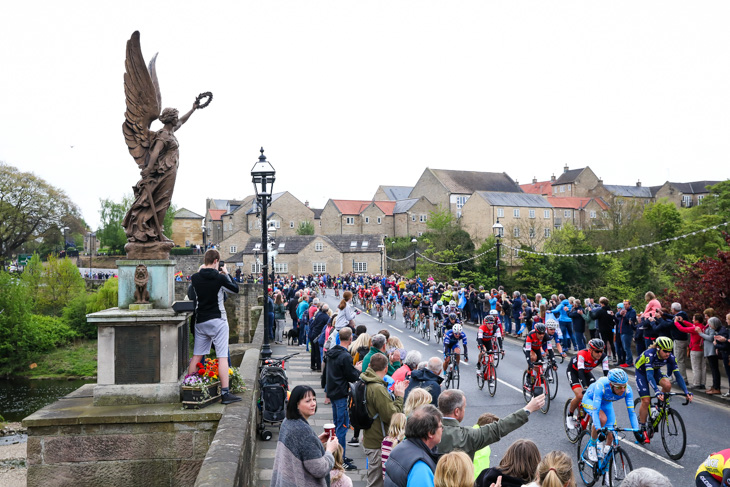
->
<box><xmin>174</xmin><ymin>255</ymin><xmax>204</xmax><ymax>277</ymax></box>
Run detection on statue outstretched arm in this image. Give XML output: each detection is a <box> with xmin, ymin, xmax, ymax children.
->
<box><xmin>175</xmin><ymin>100</ymin><xmax>199</xmax><ymax>131</ymax></box>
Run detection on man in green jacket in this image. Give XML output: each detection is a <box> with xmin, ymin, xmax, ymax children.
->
<box><xmin>437</xmin><ymin>389</ymin><xmax>545</xmax><ymax>459</ymax></box>
<box><xmin>361</xmin><ymin>333</ymin><xmax>401</xmax><ymax>376</ymax></box>
<box><xmin>362</xmin><ymin>353</ymin><xmax>407</xmax><ymax>487</ymax></box>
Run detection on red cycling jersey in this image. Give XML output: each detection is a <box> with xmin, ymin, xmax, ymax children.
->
<box><xmin>570</xmin><ymin>349</ymin><xmax>609</xmax><ymax>373</ymax></box>
<box><xmin>478</xmin><ymin>324</ymin><xmax>500</xmax><ymax>345</ymax></box>
<box><xmin>523</xmin><ymin>330</ymin><xmax>545</xmax><ymax>352</ymax></box>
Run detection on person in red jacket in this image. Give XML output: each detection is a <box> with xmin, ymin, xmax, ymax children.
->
<box><xmin>676</xmin><ymin>313</ymin><xmax>707</xmax><ymax>390</ymax></box>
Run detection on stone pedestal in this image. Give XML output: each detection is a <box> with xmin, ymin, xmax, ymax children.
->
<box><xmin>87</xmin><ymin>307</ymin><xmax>189</xmax><ymax>406</ymax></box>
<box><xmin>117</xmin><ymin>259</ymin><xmax>176</xmax><ymax>309</ymax></box>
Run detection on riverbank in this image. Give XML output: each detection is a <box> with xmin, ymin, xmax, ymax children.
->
<box><xmin>20</xmin><ymin>339</ymin><xmax>97</xmax><ymax>380</ymax></box>
<box><xmin>0</xmin><ymin>422</ymin><xmax>27</xmax><ymax>487</ymax></box>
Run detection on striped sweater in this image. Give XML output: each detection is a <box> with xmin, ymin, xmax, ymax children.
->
<box><xmin>271</xmin><ymin>418</ymin><xmax>334</xmax><ymax>487</ymax></box>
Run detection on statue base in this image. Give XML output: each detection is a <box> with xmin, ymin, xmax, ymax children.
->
<box><xmin>125</xmin><ymin>240</ymin><xmax>174</xmax><ymax>260</ymax></box>
<box><xmin>117</xmin><ymin>260</ymin><xmax>176</xmax><ymax>309</ymax></box>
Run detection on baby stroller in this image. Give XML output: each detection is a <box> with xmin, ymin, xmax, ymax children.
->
<box><xmin>257</xmin><ymin>353</ymin><xmax>298</xmax><ymax>441</ymax></box>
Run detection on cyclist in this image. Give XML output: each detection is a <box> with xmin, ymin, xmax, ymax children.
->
<box><xmin>488</xmin><ymin>309</ymin><xmax>505</xmax><ymax>351</ymax></box>
<box><xmin>410</xmin><ymin>292</ymin><xmax>422</xmax><ymax>324</ymax></box>
<box><xmin>374</xmin><ymin>291</ymin><xmax>386</xmax><ymax>318</ymax></box>
<box><xmin>401</xmin><ymin>292</ymin><xmax>413</xmax><ymax>324</ymax></box>
<box><xmin>442</xmin><ymin>311</ymin><xmax>460</xmax><ymax>335</ymax></box>
<box><xmin>581</xmin><ymin>369</ymin><xmax>639</xmax><ymax>462</ymax></box>
<box><xmin>523</xmin><ymin>323</ymin><xmax>548</xmax><ymax>385</ymax></box>
<box><xmin>443</xmin><ymin>323</ymin><xmax>468</xmax><ymax>372</ymax></box>
<box><xmin>634</xmin><ymin>336</ymin><xmax>693</xmax><ymax>443</ymax></box>
<box><xmin>543</xmin><ymin>317</ymin><xmax>567</xmax><ymax>363</ymax></box>
<box><xmin>419</xmin><ymin>293</ymin><xmax>432</xmax><ymax>329</ymax></box>
<box><xmin>432</xmin><ymin>300</ymin><xmax>445</xmax><ymax>325</ymax></box>
<box><xmin>386</xmin><ymin>288</ymin><xmax>398</xmax><ymax>315</ymax></box>
<box><xmin>477</xmin><ymin>314</ymin><xmax>501</xmax><ymax>365</ymax></box>
<box><xmin>695</xmin><ymin>448</ymin><xmax>730</xmax><ymax>487</ymax></box>
<box><xmin>446</xmin><ymin>299</ymin><xmax>459</xmax><ymax>319</ymax></box>
<box><xmin>566</xmin><ymin>339</ymin><xmax>609</xmax><ymax>429</ymax></box>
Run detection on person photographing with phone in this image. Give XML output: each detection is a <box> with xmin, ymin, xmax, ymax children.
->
<box><xmin>187</xmin><ymin>249</ymin><xmax>242</xmax><ymax>404</ymax></box>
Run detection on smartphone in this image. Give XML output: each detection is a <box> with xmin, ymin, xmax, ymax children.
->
<box><xmin>533</xmin><ymin>386</ymin><xmax>544</xmax><ymax>397</ymax></box>
<box><xmin>218</xmin><ymin>261</ymin><xmax>225</xmax><ymax>271</ymax></box>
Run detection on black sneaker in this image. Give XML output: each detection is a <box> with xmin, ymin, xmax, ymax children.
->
<box><xmin>221</xmin><ymin>392</ymin><xmax>242</xmax><ymax>404</ymax></box>
<box><xmin>343</xmin><ymin>460</ymin><xmax>358</xmax><ymax>471</ymax></box>
<box><xmin>346</xmin><ymin>438</ymin><xmax>360</xmax><ymax>447</ymax></box>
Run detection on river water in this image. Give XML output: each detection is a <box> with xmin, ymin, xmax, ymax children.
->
<box><xmin>0</xmin><ymin>378</ymin><xmax>94</xmax><ymax>422</ymax></box>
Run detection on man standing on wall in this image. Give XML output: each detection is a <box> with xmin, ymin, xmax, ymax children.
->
<box><xmin>187</xmin><ymin>248</ymin><xmax>242</xmax><ymax>404</ymax></box>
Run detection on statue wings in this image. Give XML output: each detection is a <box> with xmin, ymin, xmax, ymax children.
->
<box><xmin>123</xmin><ymin>31</ymin><xmax>162</xmax><ymax>171</ymax></box>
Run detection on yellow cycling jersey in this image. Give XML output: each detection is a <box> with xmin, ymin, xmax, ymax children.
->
<box><xmin>696</xmin><ymin>448</ymin><xmax>730</xmax><ymax>482</ymax></box>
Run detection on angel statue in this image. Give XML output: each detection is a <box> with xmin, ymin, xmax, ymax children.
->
<box><xmin>121</xmin><ymin>31</ymin><xmax>211</xmax><ymax>259</ymax></box>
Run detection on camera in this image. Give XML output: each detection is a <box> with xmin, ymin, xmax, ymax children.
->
<box><xmin>218</xmin><ymin>261</ymin><xmax>225</xmax><ymax>271</ymax></box>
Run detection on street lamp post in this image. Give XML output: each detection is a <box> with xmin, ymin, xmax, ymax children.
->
<box><xmin>377</xmin><ymin>244</ymin><xmax>385</xmax><ymax>275</ymax></box>
<box><xmin>251</xmin><ymin>147</ymin><xmax>276</xmax><ymax>359</ymax></box>
<box><xmin>201</xmin><ymin>224</ymin><xmax>207</xmax><ymax>252</ymax></box>
<box><xmin>268</xmin><ymin>221</ymin><xmax>277</xmax><ymax>285</ymax></box>
<box><xmin>87</xmin><ymin>231</ymin><xmax>95</xmax><ymax>278</ymax></box>
<box><xmin>411</xmin><ymin>238</ymin><xmax>418</xmax><ymax>277</ymax></box>
<box><xmin>492</xmin><ymin>219</ymin><xmax>504</xmax><ymax>289</ymax></box>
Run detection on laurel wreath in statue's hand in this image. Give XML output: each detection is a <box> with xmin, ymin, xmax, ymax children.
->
<box><xmin>195</xmin><ymin>92</ymin><xmax>213</xmax><ymax>109</ymax></box>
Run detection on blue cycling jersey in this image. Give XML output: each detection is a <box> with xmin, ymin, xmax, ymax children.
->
<box><xmin>582</xmin><ymin>376</ymin><xmax>639</xmax><ymax>431</ymax></box>
<box><xmin>443</xmin><ymin>330</ymin><xmax>468</xmax><ymax>354</ymax></box>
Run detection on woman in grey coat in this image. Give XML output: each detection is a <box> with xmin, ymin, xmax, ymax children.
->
<box><xmin>697</xmin><ymin>316</ymin><xmax>721</xmax><ymax>394</ymax></box>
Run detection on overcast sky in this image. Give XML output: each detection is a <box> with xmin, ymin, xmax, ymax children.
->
<box><xmin>1</xmin><ymin>1</ymin><xmax>729</xmax><ymax>229</ymax></box>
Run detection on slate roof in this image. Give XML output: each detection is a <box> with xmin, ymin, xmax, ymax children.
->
<box><xmin>552</xmin><ymin>168</ymin><xmax>585</xmax><ymax>186</ymax></box>
<box><xmin>380</xmin><ymin>186</ymin><xmax>413</xmax><ymax>200</ymax></box>
<box><xmin>476</xmin><ymin>192</ymin><xmax>552</xmax><ymax>208</ymax></box>
<box><xmin>208</xmin><ymin>209</ymin><xmax>226</xmax><ymax>221</ymax></box>
<box><xmin>212</xmin><ymin>199</ymin><xmax>229</xmax><ymax>210</ymax></box>
<box><xmin>669</xmin><ymin>181</ymin><xmax>721</xmax><ymax>194</ymax></box>
<box><xmin>547</xmin><ymin>197</ymin><xmax>609</xmax><ymax>210</ymax></box>
<box><xmin>312</xmin><ymin>208</ymin><xmax>323</xmax><ymax>219</ymax></box>
<box><xmin>429</xmin><ymin>169</ymin><xmax>522</xmax><ymax>194</ymax></box>
<box><xmin>520</xmin><ymin>181</ymin><xmax>553</xmax><ymax>195</ymax></box>
<box><xmin>603</xmin><ymin>185</ymin><xmax>653</xmax><ymax>198</ymax></box>
<box><xmin>331</xmin><ymin>200</ymin><xmax>396</xmax><ymax>216</ymax></box>
<box><xmin>174</xmin><ymin>208</ymin><xmax>205</xmax><ymax>219</ymax></box>
<box><xmin>227</xmin><ymin>234</ymin><xmax>384</xmax><ymax>261</ymax></box>
<box><xmin>325</xmin><ymin>234</ymin><xmax>385</xmax><ymax>253</ymax></box>
<box><xmin>393</xmin><ymin>198</ymin><xmax>420</xmax><ymax>214</ymax></box>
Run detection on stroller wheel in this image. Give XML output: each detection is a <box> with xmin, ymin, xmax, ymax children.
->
<box><xmin>260</xmin><ymin>430</ymin><xmax>273</xmax><ymax>441</ymax></box>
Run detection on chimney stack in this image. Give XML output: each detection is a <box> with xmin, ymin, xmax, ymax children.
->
<box><xmin>532</xmin><ymin>177</ymin><xmax>537</xmax><ymax>184</ymax></box>
<box><xmin>564</xmin><ymin>164</ymin><xmax>569</xmax><ymax>173</ymax></box>
<box><xmin>551</xmin><ymin>174</ymin><xmax>556</xmax><ymax>182</ymax></box>
<box><xmin>636</xmin><ymin>180</ymin><xmax>641</xmax><ymax>187</ymax></box>
<box><xmin>304</xmin><ymin>200</ymin><xmax>310</xmax><ymax>207</ymax></box>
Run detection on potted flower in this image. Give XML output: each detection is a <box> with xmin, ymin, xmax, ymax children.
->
<box><xmin>181</xmin><ymin>358</ymin><xmax>222</xmax><ymax>408</ymax></box>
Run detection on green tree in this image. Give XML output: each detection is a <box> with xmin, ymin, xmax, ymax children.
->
<box><xmin>0</xmin><ymin>162</ymin><xmax>81</xmax><ymax>263</ymax></box>
<box><xmin>0</xmin><ymin>271</ymin><xmax>32</xmax><ymax>375</ymax></box>
<box><xmin>296</xmin><ymin>221</ymin><xmax>315</xmax><ymax>235</ymax></box>
<box><xmin>86</xmin><ymin>277</ymin><xmax>119</xmax><ymax>314</ymax></box>
<box><xmin>163</xmin><ymin>204</ymin><xmax>177</xmax><ymax>240</ymax></box>
<box><xmin>643</xmin><ymin>200</ymin><xmax>682</xmax><ymax>240</ymax></box>
<box><xmin>97</xmin><ymin>196</ymin><xmax>131</xmax><ymax>253</ymax></box>
<box><xmin>23</xmin><ymin>255</ymin><xmax>85</xmax><ymax>316</ymax></box>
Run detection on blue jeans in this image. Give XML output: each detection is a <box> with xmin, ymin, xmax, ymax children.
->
<box><xmin>331</xmin><ymin>397</ymin><xmax>349</xmax><ymax>458</ymax></box>
<box><xmin>574</xmin><ymin>329</ymin><xmax>586</xmax><ymax>351</ymax></box>
<box><xmin>560</xmin><ymin>321</ymin><xmax>577</xmax><ymax>350</ymax></box>
<box><xmin>620</xmin><ymin>334</ymin><xmax>634</xmax><ymax>365</ymax></box>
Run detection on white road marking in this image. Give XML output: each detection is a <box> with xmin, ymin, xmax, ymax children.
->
<box><xmin>388</xmin><ymin>325</ymin><xmax>401</xmax><ymax>332</ymax></box>
<box><xmin>620</xmin><ymin>439</ymin><xmax>684</xmax><ymax>469</ymax></box>
<box><xmin>497</xmin><ymin>378</ymin><xmax>524</xmax><ymax>394</ymax></box>
<box><xmin>409</xmin><ymin>336</ymin><xmax>428</xmax><ymax>346</ymax></box>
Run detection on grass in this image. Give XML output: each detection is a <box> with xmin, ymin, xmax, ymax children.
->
<box><xmin>24</xmin><ymin>339</ymin><xmax>98</xmax><ymax>379</ymax></box>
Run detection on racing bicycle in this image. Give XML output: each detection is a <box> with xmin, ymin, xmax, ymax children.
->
<box><xmin>633</xmin><ymin>392</ymin><xmax>689</xmax><ymax>460</ymax></box>
<box><xmin>476</xmin><ymin>346</ymin><xmax>497</xmax><ymax>396</ymax></box>
<box><xmin>577</xmin><ymin>427</ymin><xmax>635</xmax><ymax>487</ymax></box>
<box><xmin>522</xmin><ymin>360</ymin><xmax>551</xmax><ymax>414</ymax></box>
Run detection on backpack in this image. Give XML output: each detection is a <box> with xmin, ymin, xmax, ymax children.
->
<box><xmin>348</xmin><ymin>380</ymin><xmax>379</xmax><ymax>430</ymax></box>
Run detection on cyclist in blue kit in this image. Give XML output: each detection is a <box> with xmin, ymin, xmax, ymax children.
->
<box><xmin>443</xmin><ymin>323</ymin><xmax>468</xmax><ymax>372</ymax></box>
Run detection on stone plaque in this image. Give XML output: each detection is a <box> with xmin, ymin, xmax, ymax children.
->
<box><xmin>115</xmin><ymin>326</ymin><xmax>161</xmax><ymax>384</ymax></box>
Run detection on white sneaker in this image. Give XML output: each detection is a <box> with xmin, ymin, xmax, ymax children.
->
<box><xmin>566</xmin><ymin>415</ymin><xmax>576</xmax><ymax>430</ymax></box>
<box><xmin>602</xmin><ymin>444</ymin><xmax>612</xmax><ymax>457</ymax></box>
<box><xmin>587</xmin><ymin>446</ymin><xmax>598</xmax><ymax>462</ymax></box>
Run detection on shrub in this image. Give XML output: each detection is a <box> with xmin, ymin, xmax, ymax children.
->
<box><xmin>170</xmin><ymin>247</ymin><xmax>194</xmax><ymax>255</ymax></box>
<box><xmin>63</xmin><ymin>293</ymin><xmax>96</xmax><ymax>338</ymax></box>
<box><xmin>22</xmin><ymin>315</ymin><xmax>77</xmax><ymax>354</ymax></box>
<box><xmin>86</xmin><ymin>277</ymin><xmax>119</xmax><ymax>314</ymax></box>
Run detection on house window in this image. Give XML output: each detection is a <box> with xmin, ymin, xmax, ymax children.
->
<box><xmin>315</xmin><ymin>242</ymin><xmax>323</xmax><ymax>251</ymax></box>
<box><xmin>513</xmin><ymin>249</ymin><xmax>520</xmax><ymax>257</ymax></box>
<box><xmin>529</xmin><ymin>227</ymin><xmax>535</xmax><ymax>238</ymax></box>
<box><xmin>513</xmin><ymin>227</ymin><xmax>520</xmax><ymax>237</ymax></box>
<box><xmin>544</xmin><ymin>228</ymin><xmax>551</xmax><ymax>237</ymax></box>
<box><xmin>564</xmin><ymin>210</ymin><xmax>571</xmax><ymax>218</ymax></box>
<box><xmin>271</xmin><ymin>220</ymin><xmax>280</xmax><ymax>228</ymax></box>
<box><xmin>553</xmin><ymin>186</ymin><xmax>557</xmax><ymax>193</ymax></box>
<box><xmin>253</xmin><ymin>243</ymin><xmax>261</xmax><ymax>250</ymax></box>
<box><xmin>560</xmin><ymin>185</ymin><xmax>565</xmax><ymax>193</ymax></box>
<box><xmin>278</xmin><ymin>242</ymin><xmax>285</xmax><ymax>249</ymax></box>
<box><xmin>353</xmin><ymin>262</ymin><xmax>367</xmax><ymax>273</ymax></box>
<box><xmin>513</xmin><ymin>209</ymin><xmax>520</xmax><ymax>218</ymax></box>
<box><xmin>498</xmin><ymin>208</ymin><xmax>504</xmax><ymax>218</ymax></box>
<box><xmin>365</xmin><ymin>217</ymin><xmax>370</xmax><ymax>224</ymax></box>
<box><xmin>456</xmin><ymin>195</ymin><xmax>468</xmax><ymax>209</ymax></box>
<box><xmin>529</xmin><ymin>209</ymin><xmax>535</xmax><ymax>219</ymax></box>
<box><xmin>251</xmin><ymin>262</ymin><xmax>262</xmax><ymax>273</ymax></box>
<box><xmin>544</xmin><ymin>210</ymin><xmax>550</xmax><ymax>219</ymax></box>
<box><xmin>362</xmin><ymin>241</ymin><xmax>369</xmax><ymax>248</ymax></box>
<box><xmin>248</xmin><ymin>222</ymin><xmax>252</xmax><ymax>230</ymax></box>
<box><xmin>229</xmin><ymin>245</ymin><xmax>237</xmax><ymax>254</ymax></box>
<box><xmin>682</xmin><ymin>195</ymin><xmax>692</xmax><ymax>207</ymax></box>
<box><xmin>319</xmin><ymin>220</ymin><xmax>321</xmax><ymax>226</ymax></box>
<box><xmin>456</xmin><ymin>211</ymin><xmax>462</xmax><ymax>218</ymax></box>
<box><xmin>290</xmin><ymin>221</ymin><xmax>294</xmax><ymax>228</ymax></box>
<box><xmin>350</xmin><ymin>241</ymin><xmax>357</xmax><ymax>248</ymax></box>
<box><xmin>411</xmin><ymin>215</ymin><xmax>416</xmax><ymax>221</ymax></box>
<box><xmin>418</xmin><ymin>232</ymin><xmax>423</xmax><ymax>237</ymax></box>
<box><xmin>602</xmin><ymin>211</ymin><xmax>609</xmax><ymax>218</ymax></box>
<box><xmin>345</xmin><ymin>216</ymin><xmax>354</xmax><ymax>225</ymax></box>
<box><xmin>590</xmin><ymin>211</ymin><xmax>596</xmax><ymax>219</ymax></box>
<box><xmin>697</xmin><ymin>194</ymin><xmax>705</xmax><ymax>204</ymax></box>
<box><xmin>313</xmin><ymin>262</ymin><xmax>326</xmax><ymax>273</ymax></box>
<box><xmin>274</xmin><ymin>262</ymin><xmax>288</xmax><ymax>273</ymax></box>
<box><xmin>420</xmin><ymin>214</ymin><xmax>427</xmax><ymax>222</ymax></box>
<box><xmin>377</xmin><ymin>217</ymin><xmax>382</xmax><ymax>224</ymax></box>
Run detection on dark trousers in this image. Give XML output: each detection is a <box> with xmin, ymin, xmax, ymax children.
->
<box><xmin>707</xmin><ymin>355</ymin><xmax>721</xmax><ymax>390</ymax></box>
<box><xmin>311</xmin><ymin>341</ymin><xmax>321</xmax><ymax>370</ymax></box>
<box><xmin>267</xmin><ymin>312</ymin><xmax>275</xmax><ymax>340</ymax></box>
<box><xmin>722</xmin><ymin>352</ymin><xmax>730</xmax><ymax>390</ymax></box>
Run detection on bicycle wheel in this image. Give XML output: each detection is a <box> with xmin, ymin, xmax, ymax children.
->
<box><xmin>546</xmin><ymin>365</ymin><xmax>559</xmax><ymax>400</ymax></box>
<box><xmin>454</xmin><ymin>364</ymin><xmax>460</xmax><ymax>389</ymax></box>
<box><xmin>487</xmin><ymin>363</ymin><xmax>497</xmax><ymax>397</ymax></box>
<box><xmin>522</xmin><ymin>370</ymin><xmax>533</xmax><ymax>404</ymax></box>
<box><xmin>564</xmin><ymin>399</ymin><xmax>581</xmax><ymax>443</ymax></box>
<box><xmin>661</xmin><ymin>408</ymin><xmax>687</xmax><ymax>460</ymax></box>
<box><xmin>445</xmin><ymin>367</ymin><xmax>453</xmax><ymax>389</ymax></box>
<box><xmin>424</xmin><ymin>320</ymin><xmax>430</xmax><ymax>341</ymax></box>
<box><xmin>577</xmin><ymin>431</ymin><xmax>599</xmax><ymax>487</ymax></box>
<box><xmin>540</xmin><ymin>379</ymin><xmax>550</xmax><ymax>414</ymax></box>
<box><xmin>608</xmin><ymin>447</ymin><xmax>633</xmax><ymax>487</ymax></box>
<box><xmin>493</xmin><ymin>345</ymin><xmax>501</xmax><ymax>368</ymax></box>
<box><xmin>436</xmin><ymin>328</ymin><xmax>442</xmax><ymax>344</ymax></box>
<box><xmin>476</xmin><ymin>361</ymin><xmax>485</xmax><ymax>390</ymax></box>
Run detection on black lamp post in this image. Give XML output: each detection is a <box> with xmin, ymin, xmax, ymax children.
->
<box><xmin>87</xmin><ymin>231</ymin><xmax>95</xmax><ymax>278</ymax></box>
<box><xmin>492</xmin><ymin>219</ymin><xmax>504</xmax><ymax>289</ymax></box>
<box><xmin>268</xmin><ymin>221</ymin><xmax>277</xmax><ymax>285</ymax></box>
<box><xmin>378</xmin><ymin>244</ymin><xmax>385</xmax><ymax>275</ymax></box>
<box><xmin>201</xmin><ymin>223</ymin><xmax>207</xmax><ymax>252</ymax></box>
<box><xmin>251</xmin><ymin>147</ymin><xmax>276</xmax><ymax>359</ymax></box>
<box><xmin>411</xmin><ymin>237</ymin><xmax>418</xmax><ymax>277</ymax></box>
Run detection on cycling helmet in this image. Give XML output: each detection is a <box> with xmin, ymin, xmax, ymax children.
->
<box><xmin>534</xmin><ymin>323</ymin><xmax>547</xmax><ymax>333</ymax></box>
<box><xmin>489</xmin><ymin>309</ymin><xmax>499</xmax><ymax>316</ymax></box>
<box><xmin>588</xmin><ymin>338</ymin><xmax>605</xmax><ymax>352</ymax></box>
<box><xmin>448</xmin><ymin>312</ymin><xmax>457</xmax><ymax>321</ymax></box>
<box><xmin>545</xmin><ymin>316</ymin><xmax>558</xmax><ymax>329</ymax></box>
<box><xmin>436</xmin><ymin>301</ymin><xmax>443</xmax><ymax>306</ymax></box>
<box><xmin>417</xmin><ymin>292</ymin><xmax>421</xmax><ymax>297</ymax></box>
<box><xmin>378</xmin><ymin>292</ymin><xmax>383</xmax><ymax>296</ymax></box>
<box><xmin>452</xmin><ymin>324</ymin><xmax>463</xmax><ymax>334</ymax></box>
<box><xmin>485</xmin><ymin>315</ymin><xmax>495</xmax><ymax>323</ymax></box>
<box><xmin>607</xmin><ymin>369</ymin><xmax>629</xmax><ymax>385</ymax></box>
<box><xmin>655</xmin><ymin>336</ymin><xmax>674</xmax><ymax>352</ymax></box>
<box><xmin>449</xmin><ymin>300</ymin><xmax>456</xmax><ymax>306</ymax></box>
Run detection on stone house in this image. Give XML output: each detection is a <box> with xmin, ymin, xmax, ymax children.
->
<box><xmin>460</xmin><ymin>192</ymin><xmax>554</xmax><ymax>249</ymax></box>
<box><xmin>226</xmin><ymin>234</ymin><xmax>386</xmax><ymax>276</ymax></box>
<box><xmin>206</xmin><ymin>209</ymin><xmax>226</xmax><ymax>246</ymax></box>
<box><xmin>408</xmin><ymin>168</ymin><xmax>522</xmax><ymax>218</ymax></box>
<box><xmin>170</xmin><ymin>208</ymin><xmax>205</xmax><ymax>247</ymax></box>
<box><xmin>392</xmin><ymin>196</ymin><xmax>438</xmax><ymax>238</ymax></box>
<box><xmin>546</xmin><ymin>197</ymin><xmax>609</xmax><ymax>230</ymax></box>
<box><xmin>599</xmin><ymin>182</ymin><xmax>654</xmax><ymax>207</ymax></box>
<box><xmin>241</xmin><ymin>191</ymin><xmax>317</xmax><ymax>238</ymax></box>
<box><xmin>652</xmin><ymin>180</ymin><xmax>721</xmax><ymax>209</ymax></box>
<box><xmin>373</xmin><ymin>185</ymin><xmax>413</xmax><ymax>201</ymax></box>
<box><xmin>319</xmin><ymin>199</ymin><xmax>395</xmax><ymax>235</ymax></box>
<box><xmin>550</xmin><ymin>165</ymin><xmax>602</xmax><ymax>198</ymax></box>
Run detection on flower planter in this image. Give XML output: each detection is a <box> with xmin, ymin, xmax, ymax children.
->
<box><xmin>182</xmin><ymin>381</ymin><xmax>221</xmax><ymax>409</ymax></box>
